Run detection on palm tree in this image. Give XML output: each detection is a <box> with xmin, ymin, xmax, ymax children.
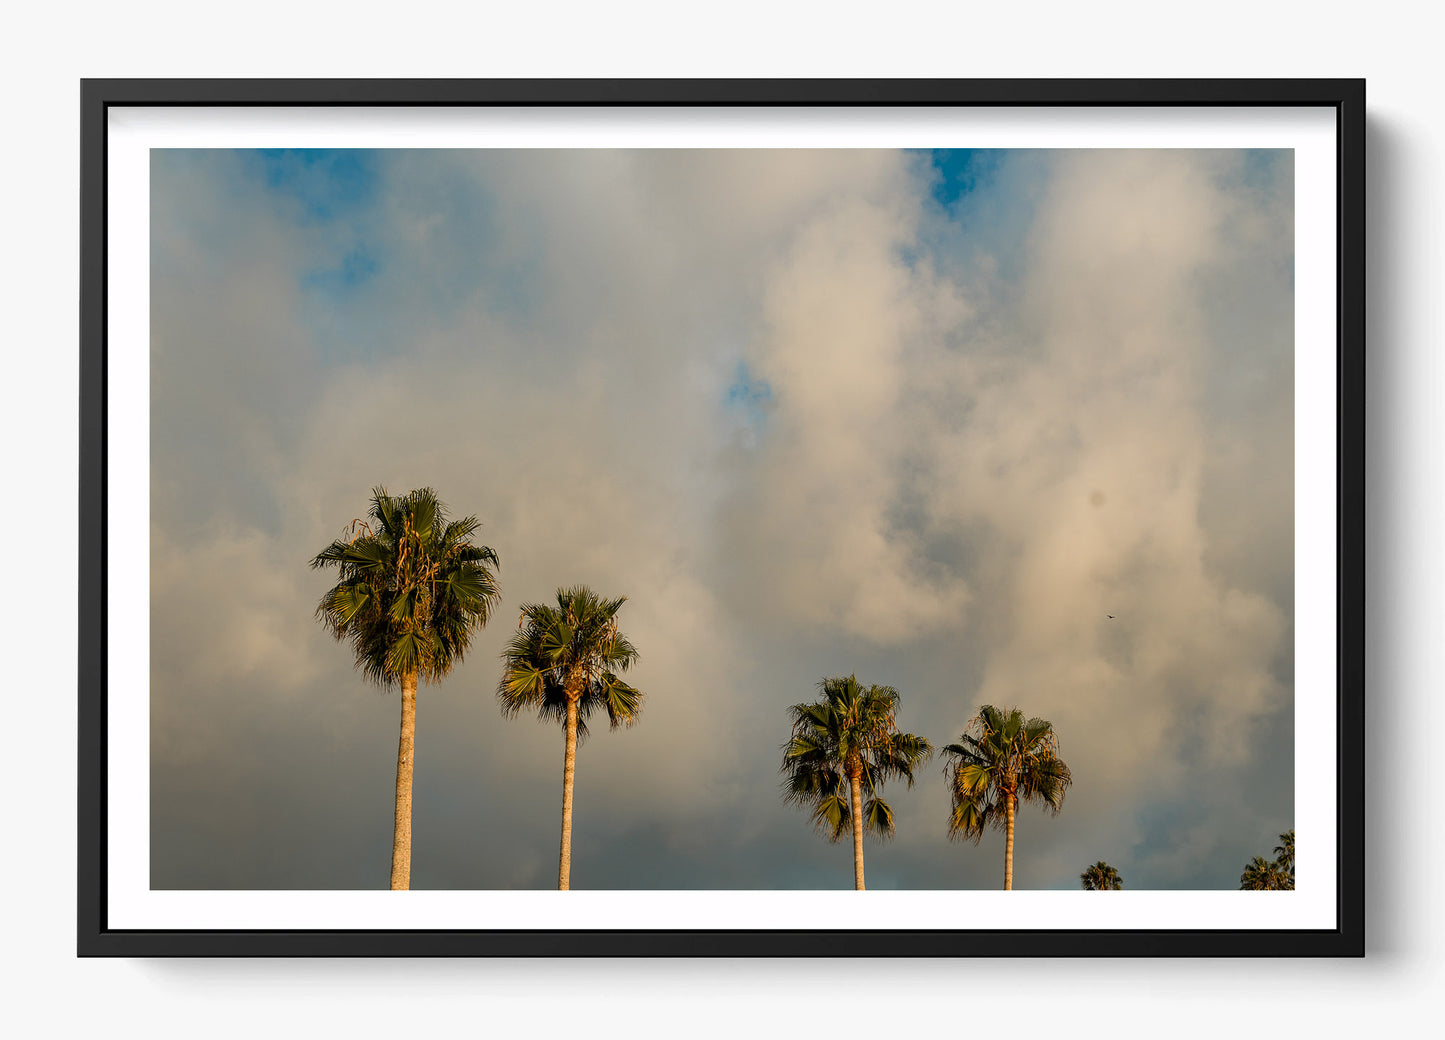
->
<box><xmin>312</xmin><ymin>486</ymin><xmax>500</xmax><ymax>890</ymax></box>
<box><xmin>1240</xmin><ymin>855</ymin><xmax>1290</xmax><ymax>891</ymax></box>
<box><xmin>942</xmin><ymin>705</ymin><xmax>1072</xmax><ymax>890</ymax></box>
<box><xmin>1080</xmin><ymin>861</ymin><xmax>1123</xmax><ymax>890</ymax></box>
<box><xmin>498</xmin><ymin>586</ymin><xmax>643</xmax><ymax>890</ymax></box>
<box><xmin>1239</xmin><ymin>828</ymin><xmax>1295</xmax><ymax>890</ymax></box>
<box><xmin>1273</xmin><ymin>829</ymin><xmax>1295</xmax><ymax>876</ymax></box>
<box><xmin>781</xmin><ymin>675</ymin><xmax>933</xmax><ymax>890</ymax></box>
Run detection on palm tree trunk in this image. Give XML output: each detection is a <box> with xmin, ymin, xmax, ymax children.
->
<box><xmin>1003</xmin><ymin>793</ymin><xmax>1016</xmax><ymax>891</ymax></box>
<box><xmin>390</xmin><ymin>669</ymin><xmax>418</xmax><ymax>890</ymax></box>
<box><xmin>558</xmin><ymin>697</ymin><xmax>580</xmax><ymax>890</ymax></box>
<box><xmin>850</xmin><ymin>772</ymin><xmax>866</xmax><ymax>891</ymax></box>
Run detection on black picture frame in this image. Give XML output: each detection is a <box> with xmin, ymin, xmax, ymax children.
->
<box><xmin>79</xmin><ymin>78</ymin><xmax>1365</xmax><ymax>957</ymax></box>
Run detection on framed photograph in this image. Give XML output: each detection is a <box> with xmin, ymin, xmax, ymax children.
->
<box><xmin>79</xmin><ymin>79</ymin><xmax>1364</xmax><ymax>956</ymax></box>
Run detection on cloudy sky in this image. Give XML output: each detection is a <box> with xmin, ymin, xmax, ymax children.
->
<box><xmin>150</xmin><ymin>146</ymin><xmax>1294</xmax><ymax>891</ymax></box>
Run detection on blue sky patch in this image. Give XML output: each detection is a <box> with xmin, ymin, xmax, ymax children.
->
<box><xmin>251</xmin><ymin>149</ymin><xmax>379</xmax><ymax>223</ymax></box>
<box><xmin>725</xmin><ymin>361</ymin><xmax>773</xmax><ymax>428</ymax></box>
<box><xmin>927</xmin><ymin>149</ymin><xmax>1006</xmax><ymax>207</ymax></box>
<box><xmin>1239</xmin><ymin>148</ymin><xmax>1286</xmax><ymax>192</ymax></box>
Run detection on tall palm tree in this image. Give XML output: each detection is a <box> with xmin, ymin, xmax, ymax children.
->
<box><xmin>312</xmin><ymin>486</ymin><xmax>500</xmax><ymax>890</ymax></box>
<box><xmin>498</xmin><ymin>586</ymin><xmax>643</xmax><ymax>890</ymax></box>
<box><xmin>1080</xmin><ymin>861</ymin><xmax>1123</xmax><ymax>890</ymax></box>
<box><xmin>942</xmin><ymin>705</ymin><xmax>1072</xmax><ymax>890</ymax></box>
<box><xmin>780</xmin><ymin>675</ymin><xmax>933</xmax><ymax>890</ymax></box>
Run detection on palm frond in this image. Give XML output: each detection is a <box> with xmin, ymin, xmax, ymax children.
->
<box><xmin>863</xmin><ymin>797</ymin><xmax>896</xmax><ymax>840</ymax></box>
<box><xmin>1273</xmin><ymin>829</ymin><xmax>1295</xmax><ymax>875</ymax></box>
<box><xmin>947</xmin><ymin>793</ymin><xmax>993</xmax><ymax>843</ymax></box>
<box><xmin>811</xmin><ymin>793</ymin><xmax>851</xmax><ymax>843</ymax></box>
<box><xmin>596</xmin><ymin>673</ymin><xmax>644</xmax><ymax>728</ymax></box>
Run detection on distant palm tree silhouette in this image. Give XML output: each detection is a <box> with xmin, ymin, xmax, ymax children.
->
<box><xmin>1080</xmin><ymin>861</ymin><xmax>1123</xmax><ymax>890</ymax></box>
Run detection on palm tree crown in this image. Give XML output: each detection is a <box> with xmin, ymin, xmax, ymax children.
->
<box><xmin>942</xmin><ymin>705</ymin><xmax>1072</xmax><ymax>890</ymax></box>
<box><xmin>1080</xmin><ymin>860</ymin><xmax>1123</xmax><ymax>890</ymax></box>
<box><xmin>781</xmin><ymin>675</ymin><xmax>932</xmax><ymax>889</ymax></box>
<box><xmin>1240</xmin><ymin>855</ymin><xmax>1291</xmax><ymax>891</ymax></box>
<box><xmin>497</xmin><ymin>586</ymin><xmax>643</xmax><ymax>736</ymax></box>
<box><xmin>312</xmin><ymin>486</ymin><xmax>500</xmax><ymax>686</ymax></box>
<box><xmin>1240</xmin><ymin>828</ymin><xmax>1295</xmax><ymax>890</ymax></box>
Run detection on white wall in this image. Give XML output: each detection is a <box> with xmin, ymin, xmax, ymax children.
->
<box><xmin>2</xmin><ymin>2</ymin><xmax>1437</xmax><ymax>1034</ymax></box>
